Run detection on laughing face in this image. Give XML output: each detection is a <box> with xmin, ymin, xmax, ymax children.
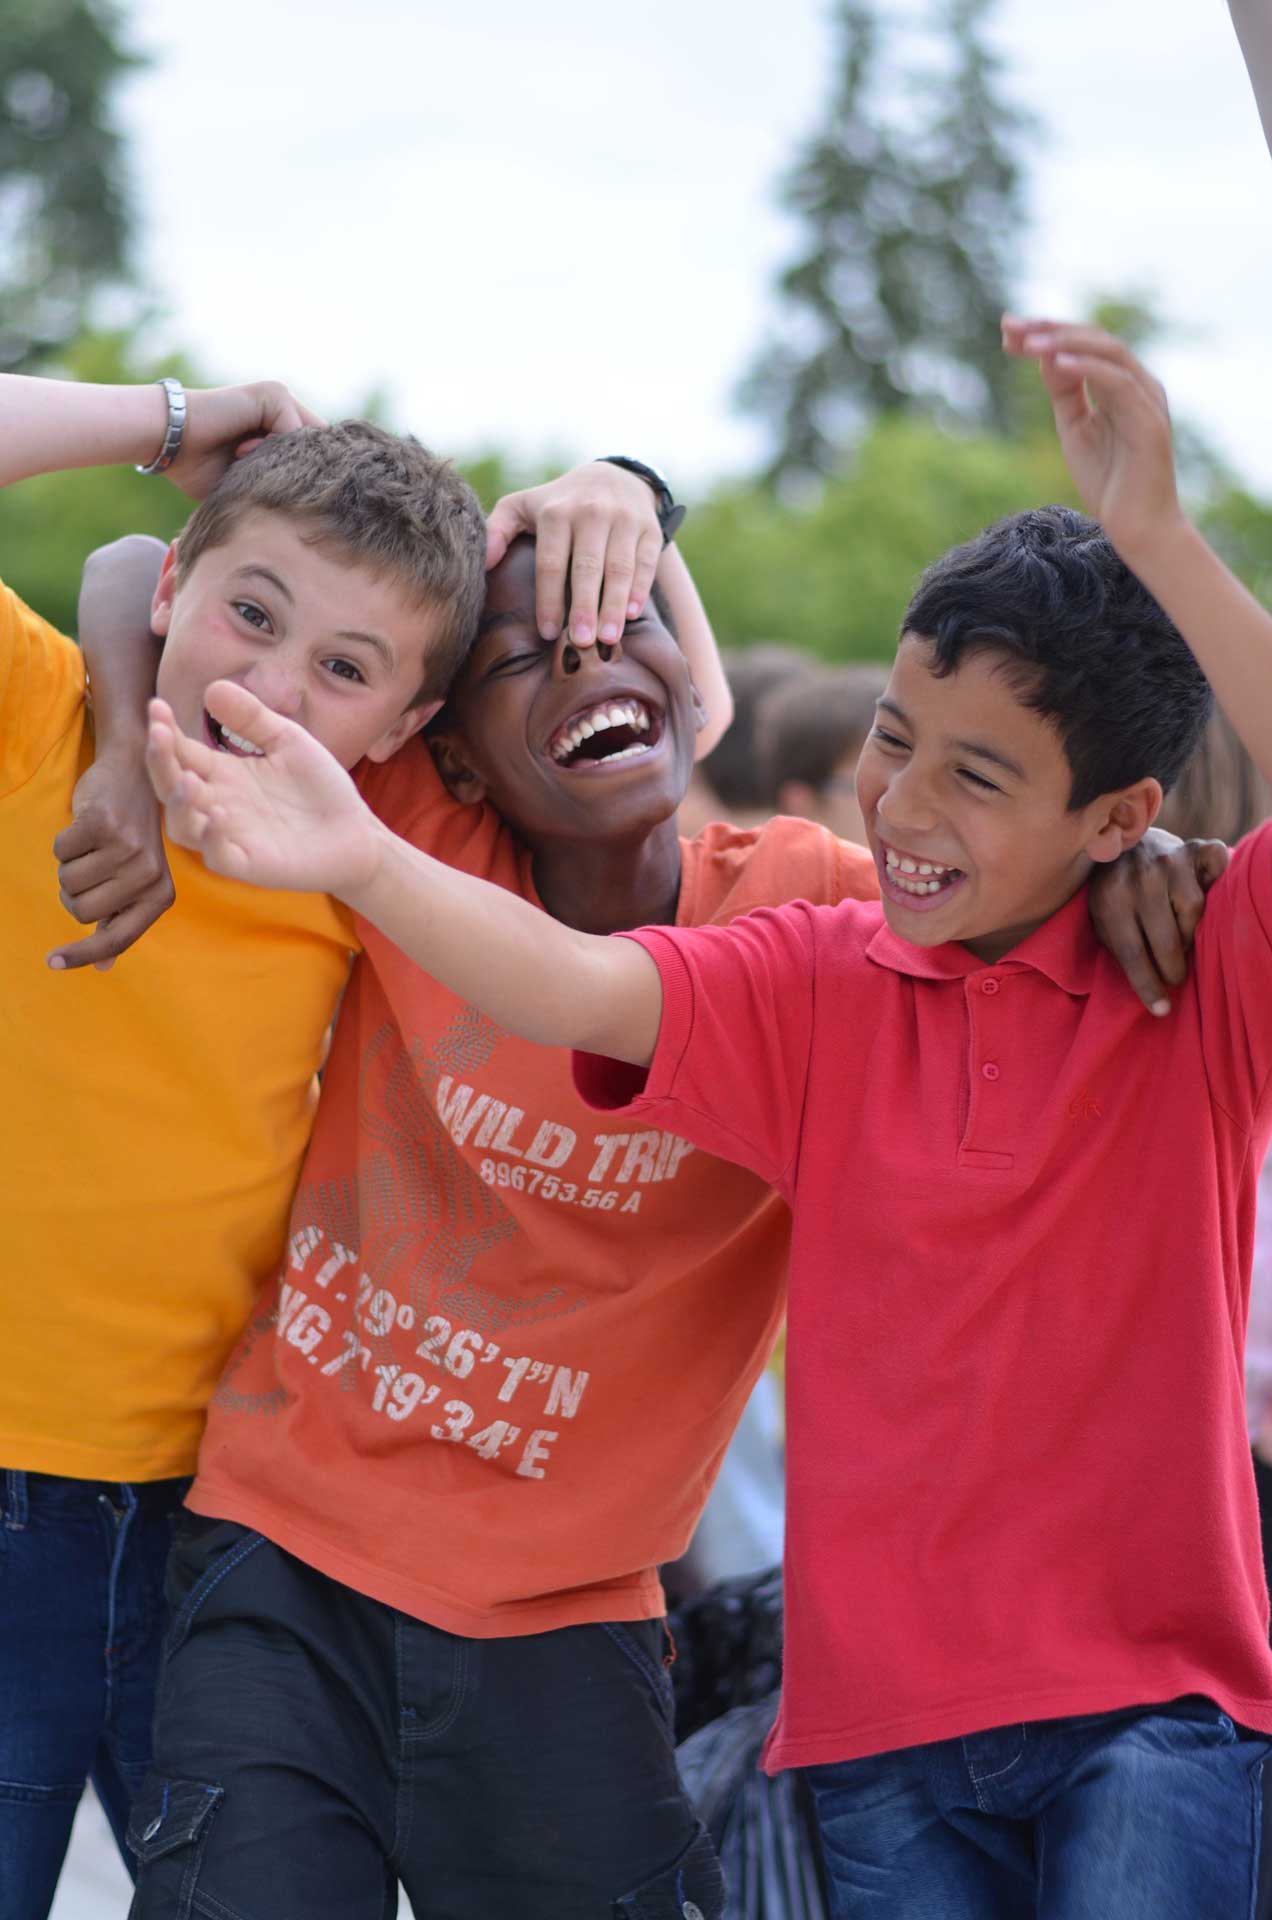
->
<box><xmin>152</xmin><ymin>508</ymin><xmax>443</xmax><ymax>771</ymax></box>
<box><xmin>430</xmin><ymin>538</ymin><xmax>703</xmax><ymax>844</ymax></box>
<box><xmin>854</xmin><ymin>635</ymin><xmax>1159</xmax><ymax>963</ymax></box>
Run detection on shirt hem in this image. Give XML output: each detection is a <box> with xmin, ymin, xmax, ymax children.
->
<box><xmin>763</xmin><ymin>1673</ymin><xmax>1272</xmax><ymax>1773</ymax></box>
<box><xmin>0</xmin><ymin>1433</ymin><xmax>199</xmax><ymax>1483</ymax></box>
<box><xmin>187</xmin><ymin>1476</ymin><xmax>667</xmax><ymax>1638</ymax></box>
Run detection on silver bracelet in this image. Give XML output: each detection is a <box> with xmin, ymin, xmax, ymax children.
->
<box><xmin>135</xmin><ymin>377</ymin><xmax>188</xmax><ymax>475</ymax></box>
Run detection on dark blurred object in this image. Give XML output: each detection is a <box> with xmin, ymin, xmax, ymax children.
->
<box><xmin>1157</xmin><ymin>706</ymin><xmax>1272</xmax><ymax>846</ymax></box>
<box><xmin>669</xmin><ymin>1563</ymin><xmax>785</xmax><ymax>1744</ymax></box>
<box><xmin>759</xmin><ymin>662</ymin><xmax>889</xmax><ymax>845</ymax></box>
<box><xmin>0</xmin><ymin>0</ymin><xmax>143</xmax><ymax>372</ymax></box>
<box><xmin>681</xmin><ymin>645</ymin><xmax>818</xmax><ymax>837</ymax></box>
<box><xmin>670</xmin><ymin>1567</ymin><xmax>828</xmax><ymax>1919</ymax></box>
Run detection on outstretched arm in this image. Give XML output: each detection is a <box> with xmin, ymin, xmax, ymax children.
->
<box><xmin>0</xmin><ymin>373</ymin><xmax>319</xmax><ymax>499</ymax></box>
<box><xmin>1004</xmin><ymin>318</ymin><xmax>1272</xmax><ymax>794</ymax></box>
<box><xmin>146</xmin><ymin>681</ymin><xmax>664</xmax><ymax>1065</ymax></box>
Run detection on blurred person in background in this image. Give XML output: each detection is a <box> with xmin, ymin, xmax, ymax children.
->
<box><xmin>759</xmin><ymin>664</ymin><xmax>890</xmax><ymax>847</ymax></box>
<box><xmin>678</xmin><ymin>642</ymin><xmax>817</xmax><ymax>836</ymax></box>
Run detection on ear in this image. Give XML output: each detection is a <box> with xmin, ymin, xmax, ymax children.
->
<box><xmin>427</xmin><ymin>727</ymin><xmax>489</xmax><ymax>805</ymax></box>
<box><xmin>777</xmin><ymin>778</ymin><xmax>819</xmax><ymax>821</ymax></box>
<box><xmin>1084</xmin><ymin>777</ymin><xmax>1164</xmax><ymax>865</ymax></box>
<box><xmin>363</xmin><ymin>697</ymin><xmax>441</xmax><ymax>765</ymax></box>
<box><xmin>149</xmin><ymin>542</ymin><xmax>182</xmax><ymax>636</ymax></box>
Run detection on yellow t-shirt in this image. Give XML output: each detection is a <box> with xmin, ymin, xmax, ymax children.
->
<box><xmin>0</xmin><ymin>579</ymin><xmax>359</xmax><ymax>1481</ymax></box>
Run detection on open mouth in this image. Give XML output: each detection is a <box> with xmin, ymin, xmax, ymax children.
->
<box><xmin>205</xmin><ymin>709</ymin><xmax>264</xmax><ymax>758</ymax></box>
<box><xmin>880</xmin><ymin>842</ymin><xmax>967</xmax><ymax>910</ymax></box>
<box><xmin>546</xmin><ymin>697</ymin><xmax>663</xmax><ymax>772</ymax></box>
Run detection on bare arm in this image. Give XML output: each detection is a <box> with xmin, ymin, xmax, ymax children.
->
<box><xmin>145</xmin><ymin>680</ymin><xmax>665</xmax><ymax>1066</ymax></box>
<box><xmin>1004</xmin><ymin>320</ymin><xmax>1272</xmax><ymax>795</ymax></box>
<box><xmin>0</xmin><ymin>372</ymin><xmax>319</xmax><ymax>500</ymax></box>
<box><xmin>48</xmin><ymin>537</ymin><xmax>174</xmax><ymax>970</ymax></box>
<box><xmin>656</xmin><ymin>542</ymin><xmax>733</xmax><ymax>758</ymax></box>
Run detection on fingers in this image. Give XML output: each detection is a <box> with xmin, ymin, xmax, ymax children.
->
<box><xmin>46</xmin><ymin>893</ymin><xmax>175</xmax><ymax>974</ymax></box>
<box><xmin>485</xmin><ymin>493</ymin><xmax>530</xmax><ymax>574</ymax></box>
<box><xmin>203</xmin><ymin>679</ymin><xmax>293</xmax><ymax>754</ymax></box>
<box><xmin>531</xmin><ymin>506</ymin><xmax>574</xmax><ymax>643</ymax></box>
<box><xmin>57</xmin><ymin>849</ymin><xmax>173</xmax><ymax>927</ymax></box>
<box><xmin>1193</xmin><ymin>838</ymin><xmax>1231</xmax><ymax>891</ymax></box>
<box><xmin>595</xmin><ymin>523</ymin><xmax>664</xmax><ymax>642</ymax></box>
<box><xmin>1133</xmin><ymin>890</ymin><xmax>1189</xmax><ymax>993</ymax></box>
<box><xmin>1107</xmin><ymin>919</ymin><xmax>1174</xmax><ymax>1016</ymax></box>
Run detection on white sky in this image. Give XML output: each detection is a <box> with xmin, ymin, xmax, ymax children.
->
<box><xmin>118</xmin><ymin>0</ymin><xmax>1272</xmax><ymax>493</ymax></box>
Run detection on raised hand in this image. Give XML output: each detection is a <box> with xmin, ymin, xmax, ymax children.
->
<box><xmin>145</xmin><ymin>682</ymin><xmax>379</xmax><ymax>900</ymax></box>
<box><xmin>1001</xmin><ymin>318</ymin><xmax>1186</xmax><ymax>562</ymax></box>
<box><xmin>485</xmin><ymin>460</ymin><xmax>663</xmax><ymax>648</ymax></box>
<box><xmin>164</xmin><ymin>382</ymin><xmax>325</xmax><ymax>501</ymax></box>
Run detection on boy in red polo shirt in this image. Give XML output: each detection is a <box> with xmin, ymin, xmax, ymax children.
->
<box><xmin>145</xmin><ymin>321</ymin><xmax>1272</xmax><ymax>1916</ymax></box>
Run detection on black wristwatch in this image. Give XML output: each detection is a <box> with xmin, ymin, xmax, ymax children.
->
<box><xmin>595</xmin><ymin>455</ymin><xmax>686</xmax><ymax>547</ymax></box>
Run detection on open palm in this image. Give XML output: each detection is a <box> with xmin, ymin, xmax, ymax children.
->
<box><xmin>145</xmin><ymin>683</ymin><xmax>378</xmax><ymax>900</ymax></box>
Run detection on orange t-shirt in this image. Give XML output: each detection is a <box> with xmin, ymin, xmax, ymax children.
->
<box><xmin>189</xmin><ymin>742</ymin><xmax>877</xmax><ymax>1635</ymax></box>
<box><xmin>0</xmin><ymin>579</ymin><xmax>360</xmax><ymax>1480</ymax></box>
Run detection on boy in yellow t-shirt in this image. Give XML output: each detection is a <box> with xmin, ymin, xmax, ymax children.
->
<box><xmin>0</xmin><ymin>369</ymin><xmax>664</xmax><ymax>1917</ymax></box>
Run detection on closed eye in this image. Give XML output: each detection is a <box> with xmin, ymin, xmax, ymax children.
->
<box><xmin>871</xmin><ymin>726</ymin><xmax>909</xmax><ymax>751</ymax></box>
<box><xmin>485</xmin><ymin>649</ymin><xmax>547</xmax><ymax>679</ymax></box>
<box><xmin>958</xmin><ymin>767</ymin><xmax>1002</xmax><ymax>794</ymax></box>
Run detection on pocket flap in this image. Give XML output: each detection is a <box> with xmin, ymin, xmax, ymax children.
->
<box><xmin>127</xmin><ymin>1776</ymin><xmax>223</xmax><ymax>1861</ymax></box>
<box><xmin>614</xmin><ymin>1821</ymin><xmax>725</xmax><ymax>1918</ymax></box>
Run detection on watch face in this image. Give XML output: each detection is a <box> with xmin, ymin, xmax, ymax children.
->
<box><xmin>661</xmin><ymin>503</ymin><xmax>687</xmax><ymax>542</ymax></box>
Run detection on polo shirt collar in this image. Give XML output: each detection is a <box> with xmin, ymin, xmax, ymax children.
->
<box><xmin>864</xmin><ymin>882</ymin><xmax>1100</xmax><ymax>995</ymax></box>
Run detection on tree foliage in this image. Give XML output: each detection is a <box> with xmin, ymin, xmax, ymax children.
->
<box><xmin>742</xmin><ymin>0</ymin><xmax>1030</xmax><ymax>484</ymax></box>
<box><xmin>0</xmin><ymin>0</ymin><xmax>141</xmax><ymax>372</ymax></box>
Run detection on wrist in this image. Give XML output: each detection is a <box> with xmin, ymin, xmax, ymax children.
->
<box><xmin>1109</xmin><ymin>504</ymin><xmax>1195</xmax><ymax>583</ymax></box>
<box><xmin>337</xmin><ymin>813</ymin><xmax>396</xmax><ymax>917</ymax></box>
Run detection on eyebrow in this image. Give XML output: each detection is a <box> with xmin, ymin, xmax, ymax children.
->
<box><xmin>876</xmin><ymin>696</ymin><xmax>1028</xmax><ymax>782</ymax></box>
<box><xmin>477</xmin><ymin>607</ymin><xmax>536</xmax><ymax>639</ymax></box>
<box><xmin>231</xmin><ymin>565</ymin><xmax>397</xmax><ymax>672</ymax></box>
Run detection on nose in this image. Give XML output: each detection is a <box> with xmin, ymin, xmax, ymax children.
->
<box><xmin>875</xmin><ymin>758</ymin><xmax>941</xmax><ymax>839</ymax></box>
<box><xmin>552</xmin><ymin>632</ymin><xmax>621</xmax><ymax>682</ymax></box>
<box><xmin>241</xmin><ymin>657</ymin><xmax>304</xmax><ymax>719</ymax></box>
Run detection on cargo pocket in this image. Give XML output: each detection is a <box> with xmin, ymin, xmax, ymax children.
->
<box><xmin>613</xmin><ymin>1820</ymin><xmax>726</xmax><ymax>1919</ymax></box>
<box><xmin>126</xmin><ymin>1776</ymin><xmax>223</xmax><ymax>1919</ymax></box>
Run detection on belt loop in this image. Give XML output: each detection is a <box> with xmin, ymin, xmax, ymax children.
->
<box><xmin>3</xmin><ymin>1469</ymin><xmax>28</xmax><ymax>1531</ymax></box>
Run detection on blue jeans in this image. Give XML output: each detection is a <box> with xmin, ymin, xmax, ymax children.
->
<box><xmin>806</xmin><ymin>1699</ymin><xmax>1269</xmax><ymax>1919</ymax></box>
<box><xmin>0</xmin><ymin>1468</ymin><xmax>189</xmax><ymax>1920</ymax></box>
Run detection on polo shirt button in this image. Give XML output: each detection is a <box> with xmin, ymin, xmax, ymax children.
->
<box><xmin>982</xmin><ymin>1062</ymin><xmax>1000</xmax><ymax>1081</ymax></box>
<box><xmin>981</xmin><ymin>978</ymin><xmax>999</xmax><ymax>995</ymax></box>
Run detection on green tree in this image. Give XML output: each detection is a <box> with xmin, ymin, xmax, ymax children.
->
<box><xmin>0</xmin><ymin>0</ymin><xmax>142</xmax><ymax>372</ymax></box>
<box><xmin>741</xmin><ymin>0</ymin><xmax>1030</xmax><ymax>484</ymax></box>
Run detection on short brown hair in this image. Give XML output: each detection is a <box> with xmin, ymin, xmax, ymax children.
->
<box><xmin>760</xmin><ymin>664</ymin><xmax>889</xmax><ymax>797</ymax></box>
<box><xmin>176</xmin><ymin>420</ymin><xmax>487</xmax><ymax>704</ymax></box>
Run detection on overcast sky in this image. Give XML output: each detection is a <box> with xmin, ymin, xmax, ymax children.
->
<box><xmin>118</xmin><ymin>1</ymin><xmax>1272</xmax><ymax>494</ymax></box>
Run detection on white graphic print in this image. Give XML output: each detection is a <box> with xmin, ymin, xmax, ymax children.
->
<box><xmin>214</xmin><ymin>1010</ymin><xmax>695</xmax><ymax>1486</ymax></box>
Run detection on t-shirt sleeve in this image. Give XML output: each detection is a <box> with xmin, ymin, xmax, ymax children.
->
<box><xmin>1193</xmin><ymin>819</ymin><xmax>1272</xmax><ymax>1129</ymax></box>
<box><xmin>573</xmin><ymin>901</ymin><xmax>819</xmax><ymax>1192</ymax></box>
<box><xmin>0</xmin><ymin>577</ymin><xmax>83</xmax><ymax>801</ymax></box>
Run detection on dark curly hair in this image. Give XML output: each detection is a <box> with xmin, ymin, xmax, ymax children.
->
<box><xmin>903</xmin><ymin>505</ymin><xmax>1213</xmax><ymax>809</ymax></box>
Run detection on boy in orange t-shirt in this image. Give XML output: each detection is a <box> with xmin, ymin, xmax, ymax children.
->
<box><xmin>125</xmin><ymin>527</ymin><xmax>1213</xmax><ymax>1918</ymax></box>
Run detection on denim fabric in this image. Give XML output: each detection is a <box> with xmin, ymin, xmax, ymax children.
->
<box><xmin>0</xmin><ymin>1468</ymin><xmax>189</xmax><ymax>1920</ymax></box>
<box><xmin>806</xmin><ymin>1698</ymin><xmax>1269</xmax><ymax>1919</ymax></box>
<box><xmin>128</xmin><ymin>1517</ymin><xmax>725</xmax><ymax>1920</ymax></box>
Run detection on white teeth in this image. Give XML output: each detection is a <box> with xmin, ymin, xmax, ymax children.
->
<box><xmin>899</xmin><ymin>858</ymin><xmax>917</xmax><ymax>874</ymax></box>
<box><xmin>550</xmin><ymin>699</ymin><xmax>653</xmax><ymax>762</ymax></box>
<box><xmin>221</xmin><ymin>726</ymin><xmax>264</xmax><ymax>756</ymax></box>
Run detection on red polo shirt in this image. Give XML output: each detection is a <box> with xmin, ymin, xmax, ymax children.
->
<box><xmin>576</xmin><ymin>823</ymin><xmax>1272</xmax><ymax>1771</ymax></box>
